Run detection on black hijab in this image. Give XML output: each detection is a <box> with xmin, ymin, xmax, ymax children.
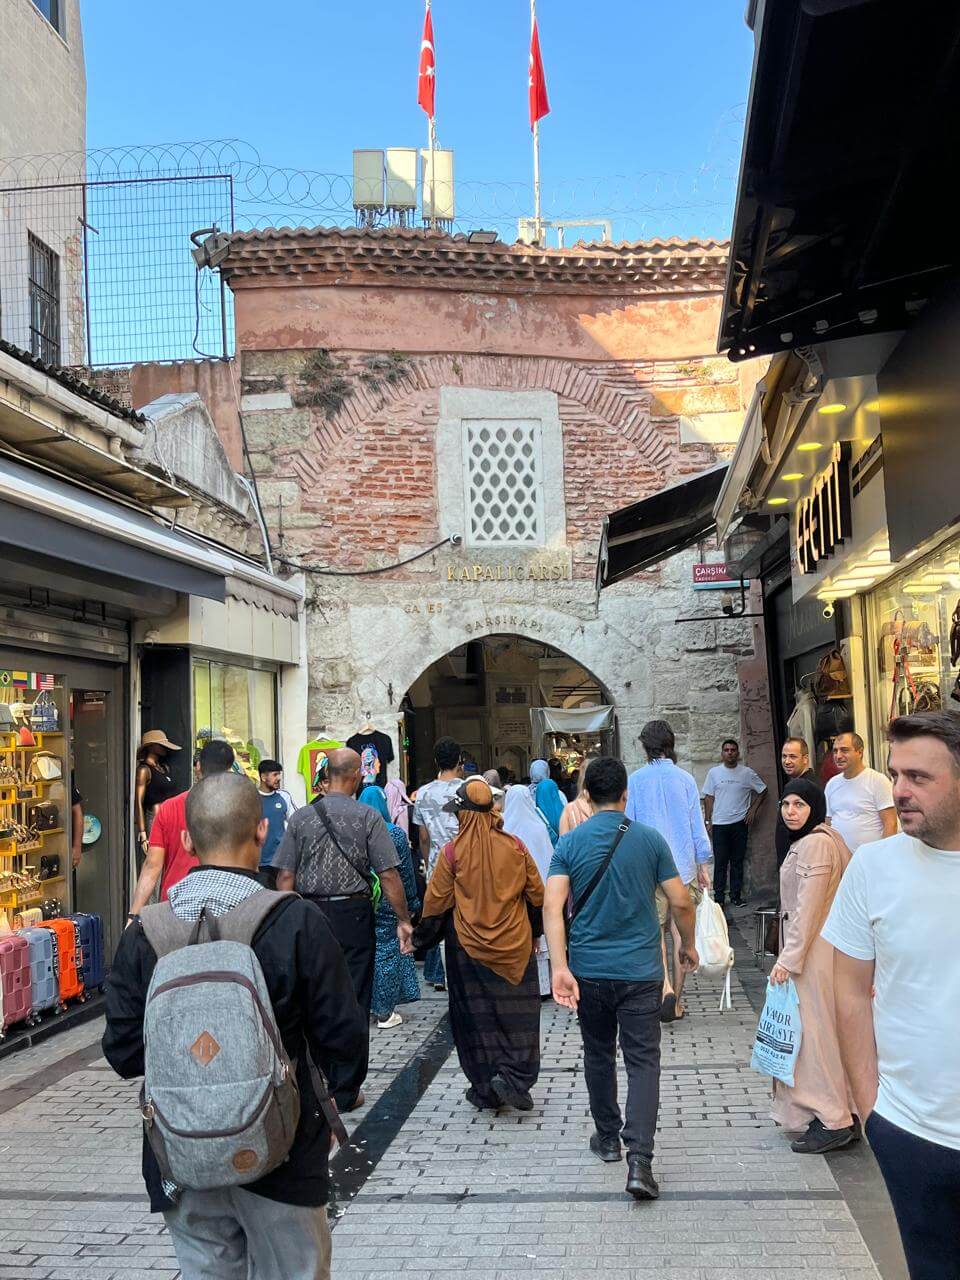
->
<box><xmin>778</xmin><ymin>777</ymin><xmax>827</xmax><ymax>853</ymax></box>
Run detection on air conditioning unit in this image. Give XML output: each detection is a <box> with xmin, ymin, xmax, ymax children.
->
<box><xmin>385</xmin><ymin>148</ymin><xmax>418</xmax><ymax>211</ymax></box>
<box><xmin>421</xmin><ymin>148</ymin><xmax>455</xmax><ymax>221</ymax></box>
<box><xmin>353</xmin><ymin>150</ymin><xmax>385</xmax><ymax>210</ymax></box>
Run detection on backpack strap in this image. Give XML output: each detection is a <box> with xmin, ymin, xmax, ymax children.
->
<box><xmin>139</xmin><ymin>889</ymin><xmax>297</xmax><ymax>957</ymax></box>
<box><xmin>207</xmin><ymin>890</ymin><xmax>297</xmax><ymax>945</ymax></box>
<box><xmin>139</xmin><ymin>902</ymin><xmax>195</xmax><ymax>958</ymax></box>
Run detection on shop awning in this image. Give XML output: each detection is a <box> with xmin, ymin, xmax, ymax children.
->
<box><xmin>596</xmin><ymin>464</ymin><xmax>728</xmax><ymax>589</ymax></box>
<box><xmin>0</xmin><ymin>457</ymin><xmax>230</xmax><ymax>602</ymax></box>
<box><xmin>531</xmin><ymin>706</ymin><xmax>614</xmax><ymax>737</ymax></box>
<box><xmin>719</xmin><ymin>1</ymin><xmax>960</xmax><ymax>362</ymax></box>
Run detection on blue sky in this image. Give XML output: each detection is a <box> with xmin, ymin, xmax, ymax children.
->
<box><xmin>83</xmin><ymin>1</ymin><xmax>755</xmax><ymax>242</ymax></box>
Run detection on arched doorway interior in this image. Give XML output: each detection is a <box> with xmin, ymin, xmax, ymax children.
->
<box><xmin>400</xmin><ymin>634</ymin><xmax>616</xmax><ymax>787</ymax></box>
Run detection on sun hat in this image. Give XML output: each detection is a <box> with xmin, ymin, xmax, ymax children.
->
<box><xmin>139</xmin><ymin>730</ymin><xmax>181</xmax><ymax>751</ymax></box>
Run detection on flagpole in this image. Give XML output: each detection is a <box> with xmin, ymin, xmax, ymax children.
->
<box><xmin>531</xmin><ymin>0</ymin><xmax>542</xmax><ymax>243</ymax></box>
<box><xmin>427</xmin><ymin>0</ymin><xmax>436</xmax><ymax>230</ymax></box>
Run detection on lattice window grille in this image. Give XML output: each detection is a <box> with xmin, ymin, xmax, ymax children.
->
<box><xmin>462</xmin><ymin>419</ymin><xmax>545</xmax><ymax>545</ymax></box>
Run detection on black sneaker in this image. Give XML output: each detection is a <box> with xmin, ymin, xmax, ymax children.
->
<box><xmin>626</xmin><ymin>1154</ymin><xmax>659</xmax><ymax>1199</ymax></box>
<box><xmin>589</xmin><ymin>1132</ymin><xmax>622</xmax><ymax>1163</ymax></box>
<box><xmin>790</xmin><ymin>1119</ymin><xmax>858</xmax><ymax>1154</ymax></box>
<box><xmin>465</xmin><ymin>1087</ymin><xmax>492</xmax><ymax>1111</ymax></box>
<box><xmin>490</xmin><ymin>1072</ymin><xmax>534</xmax><ymax>1112</ymax></box>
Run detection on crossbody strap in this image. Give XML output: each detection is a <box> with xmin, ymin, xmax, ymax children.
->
<box><xmin>570</xmin><ymin>819</ymin><xmax>631</xmax><ymax>923</ymax></box>
<box><xmin>312</xmin><ymin>799</ymin><xmax>374</xmax><ymax>895</ymax></box>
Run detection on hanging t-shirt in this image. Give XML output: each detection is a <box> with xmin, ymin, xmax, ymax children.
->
<box><xmin>296</xmin><ymin>738</ymin><xmax>344</xmax><ymax>802</ymax></box>
<box><xmin>346</xmin><ymin>731</ymin><xmax>394</xmax><ymax>789</ymax></box>
<box><xmin>822</xmin><ymin>833</ymin><xmax>960</xmax><ymax>1150</ymax></box>
<box><xmin>825</xmin><ymin>767</ymin><xmax>895</xmax><ymax>852</ymax></box>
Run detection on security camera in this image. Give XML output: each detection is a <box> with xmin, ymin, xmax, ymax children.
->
<box><xmin>822</xmin><ymin>601</ymin><xmax>835</xmax><ymax>620</ymax></box>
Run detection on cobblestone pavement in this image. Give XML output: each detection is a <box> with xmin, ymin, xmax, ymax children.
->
<box><xmin>0</xmin><ymin>919</ymin><xmax>907</xmax><ymax>1280</ymax></box>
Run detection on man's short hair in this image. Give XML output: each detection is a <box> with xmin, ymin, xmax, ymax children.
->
<box><xmin>434</xmin><ymin>736</ymin><xmax>462</xmax><ymax>770</ymax></box>
<box><xmin>722</xmin><ymin>738</ymin><xmax>739</xmax><ymax>751</ymax></box>
<box><xmin>327</xmin><ymin>755</ymin><xmax>359</xmax><ymax>781</ymax></box>
<box><xmin>888</xmin><ymin>712</ymin><xmax>960</xmax><ymax>771</ymax></box>
<box><xmin>783</xmin><ymin>736</ymin><xmax>810</xmax><ymax>757</ymax></box>
<box><xmin>584</xmin><ymin>756</ymin><xmax>628</xmax><ymax>805</ymax></box>
<box><xmin>641</xmin><ymin>719</ymin><xmax>676</xmax><ymax>762</ymax></box>
<box><xmin>258</xmin><ymin>758</ymin><xmax>282</xmax><ymax>776</ymax></box>
<box><xmin>198</xmin><ymin>739</ymin><xmax>235</xmax><ymax>778</ymax></box>
<box><xmin>837</xmin><ymin>731</ymin><xmax>865</xmax><ymax>753</ymax></box>
<box><xmin>186</xmin><ymin>773</ymin><xmax>261</xmax><ymax>858</ymax></box>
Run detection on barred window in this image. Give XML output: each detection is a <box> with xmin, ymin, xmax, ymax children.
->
<box><xmin>462</xmin><ymin>419</ymin><xmax>544</xmax><ymax>546</ymax></box>
<box><xmin>28</xmin><ymin>233</ymin><xmax>60</xmax><ymax>364</ymax></box>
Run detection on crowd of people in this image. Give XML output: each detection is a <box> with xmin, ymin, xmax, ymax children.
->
<box><xmin>102</xmin><ymin>710</ymin><xmax>960</xmax><ymax>1280</ymax></box>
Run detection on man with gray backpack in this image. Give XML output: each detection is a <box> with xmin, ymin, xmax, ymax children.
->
<box><xmin>103</xmin><ymin>772</ymin><xmax>367</xmax><ymax>1279</ymax></box>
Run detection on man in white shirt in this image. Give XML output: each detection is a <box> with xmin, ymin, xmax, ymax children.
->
<box><xmin>823</xmin><ymin>712</ymin><xmax>960</xmax><ymax>1280</ymax></box>
<box><xmin>825</xmin><ymin>732</ymin><xmax>897</xmax><ymax>851</ymax></box>
<box><xmin>701</xmin><ymin>739</ymin><xmax>767</xmax><ymax>907</ymax></box>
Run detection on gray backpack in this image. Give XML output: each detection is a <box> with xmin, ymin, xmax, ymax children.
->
<box><xmin>138</xmin><ymin>891</ymin><xmax>302</xmax><ymax>1191</ymax></box>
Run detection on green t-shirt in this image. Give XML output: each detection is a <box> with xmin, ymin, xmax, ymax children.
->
<box><xmin>549</xmin><ymin>811</ymin><xmax>678</xmax><ymax>981</ymax></box>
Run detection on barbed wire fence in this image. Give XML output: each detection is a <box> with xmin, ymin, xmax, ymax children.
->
<box><xmin>0</xmin><ymin>136</ymin><xmax>742</xmax><ymax>368</ymax></box>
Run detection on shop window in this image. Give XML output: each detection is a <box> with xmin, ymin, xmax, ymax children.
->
<box><xmin>32</xmin><ymin>0</ymin><xmax>64</xmax><ymax>34</ymax></box>
<box><xmin>193</xmin><ymin>660</ymin><xmax>277</xmax><ymax>781</ymax></box>
<box><xmin>28</xmin><ymin>233</ymin><xmax>61</xmax><ymax>364</ymax></box>
<box><xmin>463</xmin><ymin>419</ymin><xmax>545</xmax><ymax>546</ymax></box>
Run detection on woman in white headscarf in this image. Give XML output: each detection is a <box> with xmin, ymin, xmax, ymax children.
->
<box><xmin>503</xmin><ymin>784</ymin><xmax>556</xmax><ymax>997</ymax></box>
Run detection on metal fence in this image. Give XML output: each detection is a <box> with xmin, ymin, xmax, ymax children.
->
<box><xmin>0</xmin><ymin>138</ymin><xmax>740</xmax><ymax>368</ymax></box>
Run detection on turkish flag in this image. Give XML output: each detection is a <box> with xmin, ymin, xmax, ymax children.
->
<box><xmin>417</xmin><ymin>6</ymin><xmax>436</xmax><ymax>118</ymax></box>
<box><xmin>529</xmin><ymin>20</ymin><xmax>549</xmax><ymax>129</ymax></box>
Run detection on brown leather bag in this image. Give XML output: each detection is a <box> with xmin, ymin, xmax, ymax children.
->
<box><xmin>815</xmin><ymin>649</ymin><xmax>851</xmax><ymax>700</ymax></box>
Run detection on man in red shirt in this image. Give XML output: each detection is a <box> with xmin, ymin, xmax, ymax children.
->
<box><xmin>128</xmin><ymin>740</ymin><xmax>236</xmax><ymax>917</ymax></box>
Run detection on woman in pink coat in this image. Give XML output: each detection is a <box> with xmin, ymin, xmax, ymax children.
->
<box><xmin>770</xmin><ymin>778</ymin><xmax>859</xmax><ymax>1154</ymax></box>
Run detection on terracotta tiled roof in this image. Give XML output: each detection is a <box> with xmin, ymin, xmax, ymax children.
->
<box><xmin>220</xmin><ymin>226</ymin><xmax>729</xmax><ymax>294</ymax></box>
<box><xmin>0</xmin><ymin>339</ymin><xmax>145</xmax><ymax>424</ymax></box>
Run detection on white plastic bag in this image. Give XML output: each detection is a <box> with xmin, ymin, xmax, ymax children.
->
<box><xmin>695</xmin><ymin>888</ymin><xmax>735</xmax><ymax>1010</ymax></box>
<box><xmin>750</xmin><ymin>978</ymin><xmax>803</xmax><ymax>1085</ymax></box>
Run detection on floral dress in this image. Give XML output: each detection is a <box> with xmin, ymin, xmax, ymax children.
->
<box><xmin>372</xmin><ymin>823</ymin><xmax>422</xmax><ymax>1020</ymax></box>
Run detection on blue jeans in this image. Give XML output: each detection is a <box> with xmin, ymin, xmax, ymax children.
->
<box><xmin>866</xmin><ymin>1111</ymin><xmax>960</xmax><ymax>1280</ymax></box>
<box><xmin>575</xmin><ymin>977</ymin><xmax>662</xmax><ymax>1160</ymax></box>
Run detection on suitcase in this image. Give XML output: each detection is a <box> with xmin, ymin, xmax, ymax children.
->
<box><xmin>38</xmin><ymin>918</ymin><xmax>83</xmax><ymax>1005</ymax></box>
<box><xmin>69</xmin><ymin>913</ymin><xmax>105</xmax><ymax>993</ymax></box>
<box><xmin>0</xmin><ymin>934</ymin><xmax>33</xmax><ymax>1036</ymax></box>
<box><xmin>18</xmin><ymin>926</ymin><xmax>58</xmax><ymax>1020</ymax></box>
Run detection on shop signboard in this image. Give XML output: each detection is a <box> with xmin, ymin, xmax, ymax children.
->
<box><xmin>692</xmin><ymin>563</ymin><xmax>746</xmax><ymax>590</ymax></box>
<box><xmin>795</xmin><ymin>442</ymin><xmax>853</xmax><ymax>575</ymax></box>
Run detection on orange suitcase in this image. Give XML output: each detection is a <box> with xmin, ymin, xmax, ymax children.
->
<box><xmin>38</xmin><ymin>919</ymin><xmax>83</xmax><ymax>1004</ymax></box>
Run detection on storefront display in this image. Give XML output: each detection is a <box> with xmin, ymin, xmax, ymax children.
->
<box><xmin>192</xmin><ymin>659</ymin><xmax>277</xmax><ymax>781</ymax></box>
<box><xmin>0</xmin><ymin>673</ymin><xmax>70</xmax><ymax>929</ymax></box>
<box><xmin>867</xmin><ymin>534</ymin><xmax>960</xmax><ymax>758</ymax></box>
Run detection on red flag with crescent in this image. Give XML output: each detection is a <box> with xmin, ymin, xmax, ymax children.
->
<box><xmin>418</xmin><ymin>6</ymin><xmax>436</xmax><ymax>118</ymax></box>
<box><xmin>529</xmin><ymin>20</ymin><xmax>549</xmax><ymax>129</ymax></box>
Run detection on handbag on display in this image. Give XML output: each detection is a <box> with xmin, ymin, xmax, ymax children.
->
<box><xmin>815</xmin><ymin>649</ymin><xmax>852</xmax><ymax>700</ymax></box>
<box><xmin>0</xmin><ymin>703</ymin><xmax>15</xmax><ymax>730</ymax></box>
<box><xmin>27</xmin><ymin>801</ymin><xmax>60</xmax><ymax>832</ymax></box>
<box><xmin>901</xmin><ymin>619</ymin><xmax>939</xmax><ymax>652</ymax></box>
<box><xmin>40</xmin><ymin>898</ymin><xmax>62</xmax><ymax>920</ymax></box>
<box><xmin>39</xmin><ymin>854</ymin><xmax>61</xmax><ymax>881</ymax></box>
<box><xmin>29</xmin><ymin>690</ymin><xmax>60</xmax><ymax>733</ymax></box>
<box><xmin>18</xmin><ymin>726</ymin><xmax>36</xmax><ymax>747</ymax></box>
<box><xmin>29</xmin><ymin>751</ymin><xmax>62</xmax><ymax>783</ymax></box>
<box><xmin>9</xmin><ymin>701</ymin><xmax>32</xmax><ymax>726</ymax></box>
<box><xmin>913</xmin><ymin>682</ymin><xmax>942</xmax><ymax>714</ymax></box>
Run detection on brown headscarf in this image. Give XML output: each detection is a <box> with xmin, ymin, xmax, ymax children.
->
<box><xmin>422</xmin><ymin>777</ymin><xmax>544</xmax><ymax>985</ymax></box>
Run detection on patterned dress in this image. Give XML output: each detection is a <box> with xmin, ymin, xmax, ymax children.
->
<box><xmin>372</xmin><ymin>824</ymin><xmax>422</xmax><ymax>1020</ymax></box>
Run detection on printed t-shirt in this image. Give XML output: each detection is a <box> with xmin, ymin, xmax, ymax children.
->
<box><xmin>548</xmin><ymin>811</ymin><xmax>678</xmax><ymax>981</ymax></box>
<box><xmin>822</xmin><ymin>833</ymin><xmax>960</xmax><ymax>1150</ymax></box>
<box><xmin>271</xmin><ymin>793</ymin><xmax>399</xmax><ymax>896</ymax></box>
<box><xmin>825</xmin><ymin>767</ymin><xmax>895</xmax><ymax>852</ymax></box>
<box><xmin>702</xmin><ymin>762</ymin><xmax>766</xmax><ymax>825</ymax></box>
<box><xmin>412</xmin><ymin>778</ymin><xmax>461</xmax><ymax>873</ymax></box>
<box><xmin>346</xmin><ymin>731</ymin><xmax>394</xmax><ymax>789</ymax></box>
<box><xmin>296</xmin><ymin>738</ymin><xmax>343</xmax><ymax>802</ymax></box>
<box><xmin>149</xmin><ymin>790</ymin><xmax>197</xmax><ymax>901</ymax></box>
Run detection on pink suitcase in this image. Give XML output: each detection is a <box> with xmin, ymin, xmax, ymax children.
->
<box><xmin>0</xmin><ymin>934</ymin><xmax>33</xmax><ymax>1037</ymax></box>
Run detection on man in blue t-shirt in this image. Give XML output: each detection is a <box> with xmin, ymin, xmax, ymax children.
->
<box><xmin>257</xmin><ymin>759</ymin><xmax>295</xmax><ymax>878</ymax></box>
<box><xmin>544</xmin><ymin>756</ymin><xmax>699</xmax><ymax>1201</ymax></box>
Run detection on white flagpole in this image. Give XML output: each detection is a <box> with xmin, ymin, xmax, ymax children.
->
<box><xmin>531</xmin><ymin>0</ymin><xmax>542</xmax><ymax>243</ymax></box>
<box><xmin>427</xmin><ymin>0</ymin><xmax>436</xmax><ymax>230</ymax></box>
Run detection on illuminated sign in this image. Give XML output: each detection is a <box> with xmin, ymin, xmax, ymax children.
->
<box><xmin>795</xmin><ymin>442</ymin><xmax>852</xmax><ymax>575</ymax></box>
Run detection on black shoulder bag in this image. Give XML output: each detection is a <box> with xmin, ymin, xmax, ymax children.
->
<box><xmin>565</xmin><ymin>818</ymin><xmax>631</xmax><ymax>936</ymax></box>
<box><xmin>312</xmin><ymin>799</ymin><xmax>382</xmax><ymax>906</ymax></box>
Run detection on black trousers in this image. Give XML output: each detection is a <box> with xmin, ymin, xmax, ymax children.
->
<box><xmin>711</xmin><ymin>820</ymin><xmax>748</xmax><ymax>903</ymax></box>
<box><xmin>308</xmin><ymin>896</ymin><xmax>376</xmax><ymax>1012</ymax></box>
<box><xmin>866</xmin><ymin>1112</ymin><xmax>960</xmax><ymax>1280</ymax></box>
<box><xmin>575</xmin><ymin>977</ymin><xmax>662</xmax><ymax>1161</ymax></box>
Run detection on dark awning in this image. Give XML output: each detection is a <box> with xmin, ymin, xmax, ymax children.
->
<box><xmin>597</xmin><ymin>464</ymin><xmax>728</xmax><ymax>590</ymax></box>
<box><xmin>720</xmin><ymin>1</ymin><xmax>960</xmax><ymax>362</ymax></box>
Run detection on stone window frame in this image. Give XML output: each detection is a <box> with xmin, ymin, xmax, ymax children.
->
<box><xmin>436</xmin><ymin>387</ymin><xmax>566</xmax><ymax>549</ymax></box>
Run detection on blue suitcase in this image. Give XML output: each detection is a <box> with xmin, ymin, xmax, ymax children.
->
<box><xmin>17</xmin><ymin>927</ymin><xmax>58</xmax><ymax>1021</ymax></box>
<box><xmin>69</xmin><ymin>912</ymin><xmax>105</xmax><ymax>994</ymax></box>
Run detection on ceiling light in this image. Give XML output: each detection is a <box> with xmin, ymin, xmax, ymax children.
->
<box><xmin>781</xmin><ymin>472</ymin><xmax>804</xmax><ymax>481</ymax></box>
<box><xmin>797</xmin><ymin>442</ymin><xmax>823</xmax><ymax>452</ymax></box>
<box><xmin>833</xmin><ymin>571</ymin><xmax>878</xmax><ymax>584</ymax></box>
<box><xmin>920</xmin><ymin>573</ymin><xmax>956</xmax><ymax>585</ymax></box>
<box><xmin>818</xmin><ymin>403</ymin><xmax>847</xmax><ymax>415</ymax></box>
<box><xmin>767</xmin><ymin>497</ymin><xmax>789</xmax><ymax>506</ymax></box>
<box><xmin>903</xmin><ymin>583</ymin><xmax>936</xmax><ymax>595</ymax></box>
<box><xmin>827</xmin><ymin>589</ymin><xmax>856</xmax><ymax>599</ymax></box>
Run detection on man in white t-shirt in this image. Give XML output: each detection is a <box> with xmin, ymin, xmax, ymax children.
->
<box><xmin>701</xmin><ymin>739</ymin><xmax>767</xmax><ymax>907</ymax></box>
<box><xmin>823</xmin><ymin>712</ymin><xmax>960</xmax><ymax>1280</ymax></box>
<box><xmin>825</xmin><ymin>732</ymin><xmax>897</xmax><ymax>851</ymax></box>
